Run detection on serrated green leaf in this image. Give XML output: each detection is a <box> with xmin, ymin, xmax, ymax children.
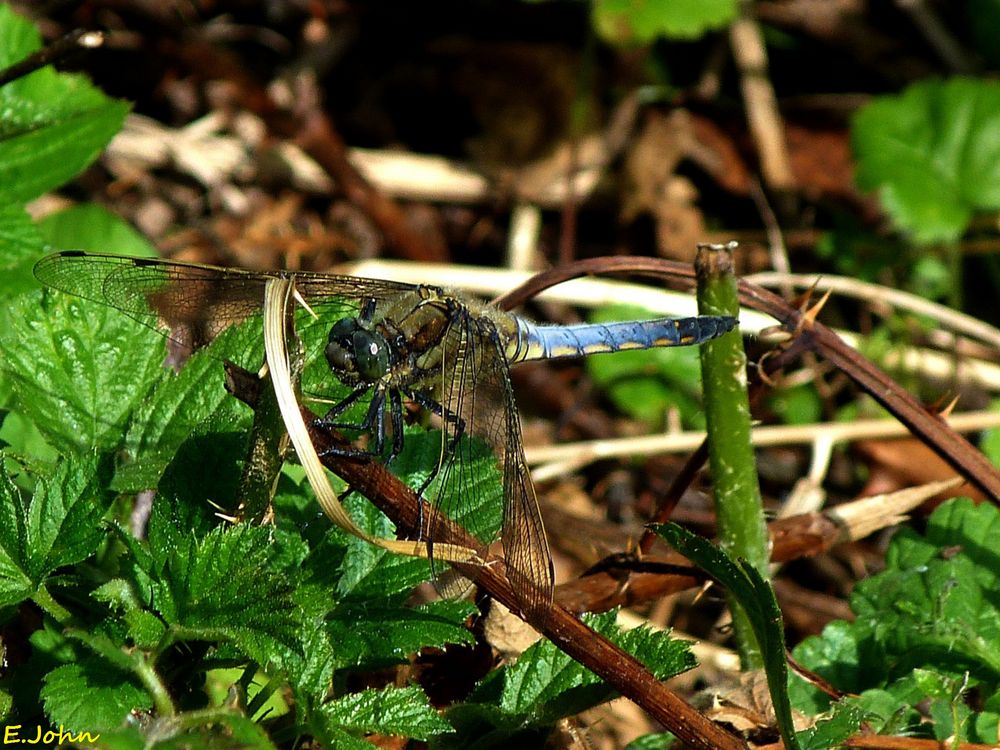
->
<box><xmin>40</xmin><ymin>657</ymin><xmax>152</xmax><ymax>731</ymax></box>
<box><xmin>316</xmin><ymin>685</ymin><xmax>452</xmax><ymax>742</ymax></box>
<box><xmin>485</xmin><ymin>610</ymin><xmax>693</xmax><ymax>726</ymax></box>
<box><xmin>0</xmin><ymin>457</ymin><xmax>112</xmax><ymax>609</ymax></box>
<box><xmin>652</xmin><ymin>523</ymin><xmax>800</xmax><ymax>750</ymax></box>
<box><xmin>0</xmin><ymin>290</ymin><xmax>166</xmax><ymax>453</ymax></box>
<box><xmin>37</xmin><ymin>204</ymin><xmax>157</xmax><ymax>258</ymax></box>
<box><xmin>593</xmin><ymin>0</ymin><xmax>736</xmax><ymax>43</ymax></box>
<box><xmin>850</xmin><ymin>499</ymin><xmax>1000</xmax><ymax>681</ymax></box>
<box><xmin>327</xmin><ymin>600</ymin><xmax>475</xmax><ymax>669</ymax></box>
<box><xmin>400</xmin><ymin>428</ymin><xmax>504</xmax><ymax>546</ymax></box>
<box><xmin>853</xmin><ymin>77</ymin><xmax>1000</xmax><ymax>243</ymax></box>
<box><xmin>0</xmin><ymin>7</ymin><xmax>129</xmax><ymax>203</ymax></box>
<box><xmin>332</xmin><ymin>494</ymin><xmax>429</xmax><ymax>602</ymax></box>
<box><xmin>0</xmin><ymin>204</ymin><xmax>45</xmax><ymax>295</ymax></box>
<box><xmin>92</xmin><ymin>579</ymin><xmax>168</xmax><ymax>648</ymax></box>
<box><xmin>796</xmin><ymin>702</ymin><xmax>870</xmax><ymax>750</ymax></box>
<box><xmin>118</xmin><ymin>345</ymin><xmax>252</xmax><ymax>493</ymax></box>
<box><xmin>142</xmin><ymin>524</ymin><xmax>301</xmax><ymax>666</ymax></box>
<box><xmin>790</xmin><ymin>499</ymin><xmax>1000</xmax><ymax>741</ymax></box>
<box><xmin>585</xmin><ymin>305</ymin><xmax>706</xmax><ymax>428</ymax></box>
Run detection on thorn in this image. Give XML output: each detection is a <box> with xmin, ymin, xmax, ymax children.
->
<box><xmin>790</xmin><ymin>279</ymin><xmax>818</xmax><ymax>310</ymax></box>
<box><xmin>938</xmin><ymin>394</ymin><xmax>960</xmax><ymax>418</ymax></box>
<box><xmin>293</xmin><ymin>288</ymin><xmax>319</xmax><ymax>320</ymax></box>
<box><xmin>800</xmin><ymin>288</ymin><xmax>833</xmax><ymax>327</ymax></box>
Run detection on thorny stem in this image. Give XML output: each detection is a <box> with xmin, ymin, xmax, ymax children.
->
<box><xmin>696</xmin><ymin>242</ymin><xmax>770</xmax><ymax>669</ymax></box>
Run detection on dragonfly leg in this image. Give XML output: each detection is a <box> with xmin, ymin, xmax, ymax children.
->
<box><xmin>313</xmin><ymin>386</ymin><xmax>382</xmax><ymax>461</ymax></box>
<box><xmin>385</xmin><ymin>389</ymin><xmax>405</xmax><ymax>465</ymax></box>
<box><xmin>360</xmin><ymin>388</ymin><xmax>387</xmax><ymax>456</ymax></box>
<box><xmin>314</xmin><ymin>384</ymin><xmax>372</xmax><ymax>427</ymax></box>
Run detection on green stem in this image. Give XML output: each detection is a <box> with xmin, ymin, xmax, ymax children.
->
<box><xmin>132</xmin><ymin>655</ymin><xmax>177</xmax><ymax>717</ymax></box>
<box><xmin>32</xmin><ymin>583</ymin><xmax>73</xmax><ymax>625</ymax></box>
<box><xmin>695</xmin><ymin>242</ymin><xmax>769</xmax><ymax>669</ymax></box>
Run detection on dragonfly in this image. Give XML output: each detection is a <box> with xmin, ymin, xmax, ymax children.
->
<box><xmin>34</xmin><ymin>251</ymin><xmax>737</xmax><ymax>617</ymax></box>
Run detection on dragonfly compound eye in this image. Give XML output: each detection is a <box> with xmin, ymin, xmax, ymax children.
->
<box><xmin>352</xmin><ymin>330</ymin><xmax>390</xmax><ymax>381</ymax></box>
<box><xmin>326</xmin><ymin>318</ymin><xmax>363</xmax><ymax>376</ymax></box>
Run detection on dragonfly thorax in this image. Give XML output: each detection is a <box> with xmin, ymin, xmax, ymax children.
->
<box><xmin>325</xmin><ymin>317</ymin><xmax>391</xmax><ymax>385</ymax></box>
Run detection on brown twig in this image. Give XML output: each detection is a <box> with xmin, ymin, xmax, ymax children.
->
<box><xmin>0</xmin><ymin>28</ymin><xmax>104</xmax><ymax>88</ymax></box>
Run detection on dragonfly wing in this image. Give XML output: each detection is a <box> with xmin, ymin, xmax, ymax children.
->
<box><xmin>429</xmin><ymin>307</ymin><xmax>554</xmax><ymax>617</ymax></box>
<box><xmin>34</xmin><ymin>251</ymin><xmax>417</xmax><ymax>354</ymax></box>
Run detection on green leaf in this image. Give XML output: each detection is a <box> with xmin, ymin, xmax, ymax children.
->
<box><xmin>0</xmin><ymin>204</ymin><xmax>46</xmax><ymax>295</ymax></box>
<box><xmin>401</xmin><ymin>428</ymin><xmax>505</xmax><ymax>546</ymax></box>
<box><xmin>593</xmin><ymin>0</ymin><xmax>737</xmax><ymax>43</ymax></box>
<box><xmin>37</xmin><ymin>204</ymin><xmax>157</xmax><ymax>258</ymax></box>
<box><xmin>790</xmin><ymin>499</ymin><xmax>1000</xmax><ymax>741</ymax></box>
<box><xmin>853</xmin><ymin>77</ymin><xmax>1000</xmax><ymax>243</ymax></box>
<box><xmin>652</xmin><ymin>523</ymin><xmax>800</xmax><ymax>750</ymax></box>
<box><xmin>315</xmin><ymin>686</ymin><xmax>453</xmax><ymax>743</ymax></box>
<box><xmin>585</xmin><ymin>305</ymin><xmax>707</xmax><ymax>428</ymax></box>
<box><xmin>0</xmin><ymin>456</ymin><xmax>112</xmax><ymax>609</ymax></box>
<box><xmin>0</xmin><ymin>289</ymin><xmax>166</xmax><ymax>453</ymax></box>
<box><xmin>40</xmin><ymin>657</ymin><xmax>152</xmax><ymax>731</ymax></box>
<box><xmin>118</xmin><ymin>339</ymin><xmax>253</xmax><ymax>492</ymax></box>
<box><xmin>796</xmin><ymin>702</ymin><xmax>870</xmax><ymax>750</ymax></box>
<box><xmin>444</xmin><ymin>609</ymin><xmax>694</xmax><ymax>748</ymax></box>
<box><xmin>139</xmin><ymin>524</ymin><xmax>302</xmax><ymax>666</ymax></box>
<box><xmin>327</xmin><ymin>600</ymin><xmax>475</xmax><ymax>669</ymax></box>
<box><xmin>329</xmin><ymin>493</ymin><xmax>430</xmax><ymax>602</ymax></box>
<box><xmin>496</xmin><ymin>610</ymin><xmax>693</xmax><ymax>723</ymax></box>
<box><xmin>0</xmin><ymin>6</ymin><xmax>129</xmax><ymax>203</ymax></box>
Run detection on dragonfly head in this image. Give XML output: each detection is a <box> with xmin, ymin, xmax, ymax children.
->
<box><xmin>325</xmin><ymin>318</ymin><xmax>391</xmax><ymax>384</ymax></box>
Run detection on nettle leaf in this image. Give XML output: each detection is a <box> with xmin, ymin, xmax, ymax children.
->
<box><xmin>327</xmin><ymin>600</ymin><xmax>475</xmax><ymax>670</ymax></box>
<box><xmin>851</xmin><ymin>498</ymin><xmax>1000</xmax><ymax>681</ymax></box>
<box><xmin>117</xmin><ymin>347</ymin><xmax>253</xmax><ymax>493</ymax></box>
<box><xmin>797</xmin><ymin>702</ymin><xmax>872</xmax><ymax>750</ymax></box>
<box><xmin>853</xmin><ymin>77</ymin><xmax>1000</xmax><ymax>243</ymax></box>
<box><xmin>0</xmin><ymin>457</ymin><xmax>112</xmax><ymax>609</ymax></box>
<box><xmin>141</xmin><ymin>524</ymin><xmax>302</xmax><ymax>666</ymax></box>
<box><xmin>496</xmin><ymin>610</ymin><xmax>693</xmax><ymax>722</ymax></box>
<box><xmin>314</xmin><ymin>685</ymin><xmax>453</xmax><ymax>746</ymax></box>
<box><xmin>447</xmin><ymin>609</ymin><xmax>694</xmax><ymax>746</ymax></box>
<box><xmin>40</xmin><ymin>655</ymin><xmax>151</xmax><ymax>731</ymax></box>
<box><xmin>331</xmin><ymin>493</ymin><xmax>430</xmax><ymax>602</ymax></box>
<box><xmin>585</xmin><ymin>305</ymin><xmax>707</xmax><ymax>428</ymax></box>
<box><xmin>791</xmin><ymin>499</ymin><xmax>1000</xmax><ymax>741</ymax></box>
<box><xmin>401</xmin><ymin>427</ymin><xmax>504</xmax><ymax>546</ymax></box>
<box><xmin>593</xmin><ymin>0</ymin><xmax>736</xmax><ymax>43</ymax></box>
<box><xmin>0</xmin><ymin>289</ymin><xmax>166</xmax><ymax>453</ymax></box>
<box><xmin>0</xmin><ymin>6</ymin><xmax>129</xmax><ymax>204</ymax></box>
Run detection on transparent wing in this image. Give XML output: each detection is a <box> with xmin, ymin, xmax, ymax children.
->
<box><xmin>33</xmin><ymin>251</ymin><xmax>418</xmax><ymax>353</ymax></box>
<box><xmin>429</xmin><ymin>308</ymin><xmax>554</xmax><ymax>617</ymax></box>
